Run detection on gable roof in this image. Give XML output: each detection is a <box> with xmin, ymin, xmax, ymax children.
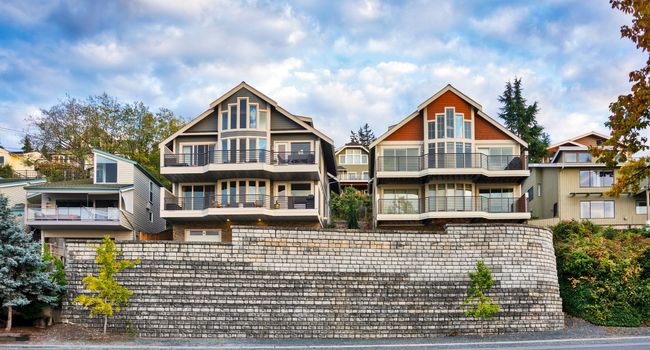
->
<box><xmin>162</xmin><ymin>81</ymin><xmax>334</xmax><ymax>146</ymax></box>
<box><xmin>548</xmin><ymin>131</ymin><xmax>610</xmax><ymax>150</ymax></box>
<box><xmin>335</xmin><ymin>143</ymin><xmax>369</xmax><ymax>156</ymax></box>
<box><xmin>92</xmin><ymin>149</ymin><xmax>163</xmax><ymax>187</ymax></box>
<box><xmin>369</xmin><ymin>84</ymin><xmax>527</xmax><ymax>149</ymax></box>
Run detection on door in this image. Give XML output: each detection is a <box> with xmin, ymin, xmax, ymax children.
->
<box><xmin>275</xmin><ymin>143</ymin><xmax>288</xmax><ymax>164</ymax></box>
<box><xmin>275</xmin><ymin>183</ymin><xmax>287</xmax><ymax>209</ymax></box>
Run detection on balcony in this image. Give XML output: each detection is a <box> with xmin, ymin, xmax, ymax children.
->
<box><xmin>161</xmin><ymin>193</ymin><xmax>319</xmax><ymax>221</ymax></box>
<box><xmin>161</xmin><ymin>149</ymin><xmax>320</xmax><ymax>182</ymax></box>
<box><xmin>338</xmin><ymin>174</ymin><xmax>369</xmax><ymax>181</ymax></box>
<box><xmin>376</xmin><ymin>153</ymin><xmax>529</xmax><ymax>180</ymax></box>
<box><xmin>25</xmin><ymin>205</ymin><xmax>126</xmax><ymax>229</ymax></box>
<box><xmin>376</xmin><ymin>195</ymin><xmax>530</xmax><ymax>221</ymax></box>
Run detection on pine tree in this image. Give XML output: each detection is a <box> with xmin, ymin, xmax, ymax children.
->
<box><xmin>0</xmin><ymin>195</ymin><xmax>59</xmax><ymax>331</ymax></box>
<box><xmin>74</xmin><ymin>236</ymin><xmax>140</xmax><ymax>334</ymax></box>
<box><xmin>21</xmin><ymin>136</ymin><xmax>34</xmax><ymax>153</ymax></box>
<box><xmin>350</xmin><ymin>123</ymin><xmax>376</xmax><ymax>148</ymax></box>
<box><xmin>498</xmin><ymin>78</ymin><xmax>550</xmax><ymax>163</ymax></box>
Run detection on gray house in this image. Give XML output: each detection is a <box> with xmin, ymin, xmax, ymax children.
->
<box><xmin>159</xmin><ymin>82</ymin><xmax>338</xmax><ymax>242</ymax></box>
<box><xmin>24</xmin><ymin>149</ymin><xmax>166</xmax><ymax>255</ymax></box>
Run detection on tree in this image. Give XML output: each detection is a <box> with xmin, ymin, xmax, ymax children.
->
<box><xmin>74</xmin><ymin>236</ymin><xmax>140</xmax><ymax>334</ymax></box>
<box><xmin>498</xmin><ymin>78</ymin><xmax>551</xmax><ymax>163</ymax></box>
<box><xmin>21</xmin><ymin>136</ymin><xmax>34</xmax><ymax>153</ymax></box>
<box><xmin>593</xmin><ymin>0</ymin><xmax>650</xmax><ymax>196</ymax></box>
<box><xmin>350</xmin><ymin>123</ymin><xmax>376</xmax><ymax>149</ymax></box>
<box><xmin>28</xmin><ymin>94</ymin><xmax>185</xmax><ymax>184</ymax></box>
<box><xmin>0</xmin><ymin>164</ymin><xmax>13</xmax><ymax>178</ymax></box>
<box><xmin>330</xmin><ymin>187</ymin><xmax>370</xmax><ymax>228</ymax></box>
<box><xmin>0</xmin><ymin>195</ymin><xmax>60</xmax><ymax>331</ymax></box>
<box><xmin>464</xmin><ymin>260</ymin><xmax>500</xmax><ymax>320</ymax></box>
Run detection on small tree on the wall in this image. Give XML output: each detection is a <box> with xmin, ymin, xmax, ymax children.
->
<box><xmin>464</xmin><ymin>260</ymin><xmax>500</xmax><ymax>325</ymax></box>
<box><xmin>74</xmin><ymin>235</ymin><xmax>140</xmax><ymax>334</ymax></box>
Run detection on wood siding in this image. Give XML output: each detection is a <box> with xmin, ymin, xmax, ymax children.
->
<box><xmin>425</xmin><ymin>90</ymin><xmax>472</xmax><ymax>121</ymax></box>
<box><xmin>385</xmin><ymin>114</ymin><xmax>423</xmax><ymax>141</ymax></box>
<box><xmin>474</xmin><ymin>114</ymin><xmax>511</xmax><ymax>140</ymax></box>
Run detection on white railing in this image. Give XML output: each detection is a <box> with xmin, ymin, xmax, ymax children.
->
<box><xmin>27</xmin><ymin>206</ymin><xmax>120</xmax><ymax>222</ymax></box>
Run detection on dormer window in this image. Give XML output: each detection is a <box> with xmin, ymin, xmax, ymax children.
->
<box><xmin>96</xmin><ymin>155</ymin><xmax>117</xmax><ymax>183</ymax></box>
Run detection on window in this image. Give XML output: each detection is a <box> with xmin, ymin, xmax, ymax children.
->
<box><xmin>446</xmin><ymin>108</ymin><xmax>454</xmax><ymax>138</ymax></box>
<box><xmin>428</xmin><ymin>122</ymin><xmax>435</xmax><ymax>139</ymax></box>
<box><xmin>221</xmin><ymin>111</ymin><xmax>228</xmax><ymax>130</ymax></box>
<box><xmin>149</xmin><ymin>181</ymin><xmax>154</xmax><ymax>203</ymax></box>
<box><xmin>455</xmin><ymin>114</ymin><xmax>464</xmax><ymax>138</ymax></box>
<box><xmin>362</xmin><ymin>171</ymin><xmax>369</xmax><ymax>180</ymax></box>
<box><xmin>636</xmin><ymin>200</ymin><xmax>648</xmax><ymax>215</ymax></box>
<box><xmin>239</xmin><ymin>99</ymin><xmax>247</xmax><ymax>129</ymax></box>
<box><xmin>427</xmin><ymin>183</ymin><xmax>473</xmax><ymax>212</ymax></box>
<box><xmin>148</xmin><ymin>210</ymin><xmax>153</xmax><ymax>222</ymax></box>
<box><xmin>479</xmin><ymin>188</ymin><xmax>514</xmax><ymax>213</ymax></box>
<box><xmin>229</xmin><ymin>105</ymin><xmax>237</xmax><ymax>130</ymax></box>
<box><xmin>578</xmin><ymin>152</ymin><xmax>592</xmax><ymax>163</ymax></box>
<box><xmin>564</xmin><ymin>152</ymin><xmax>577</xmax><ymax>162</ymax></box>
<box><xmin>383</xmin><ymin>189</ymin><xmax>419</xmax><ymax>214</ymax></box>
<box><xmin>579</xmin><ymin>170</ymin><xmax>614</xmax><ymax>187</ymax></box>
<box><xmin>537</xmin><ymin>184</ymin><xmax>542</xmax><ymax>197</ymax></box>
<box><xmin>339</xmin><ymin>155</ymin><xmax>345</xmax><ymax>164</ymax></box>
<box><xmin>290</xmin><ymin>183</ymin><xmax>311</xmax><ymax>196</ymax></box>
<box><xmin>249</xmin><ymin>104</ymin><xmax>257</xmax><ymax>128</ymax></box>
<box><xmin>185</xmin><ymin>229</ymin><xmax>222</xmax><ymax>242</ymax></box>
<box><xmin>553</xmin><ymin>202</ymin><xmax>558</xmax><ymax>217</ymax></box>
<box><xmin>0</xmin><ymin>156</ymin><xmax>4</xmax><ymax>164</ymax></box>
<box><xmin>580</xmin><ymin>201</ymin><xmax>614</xmax><ymax>219</ymax></box>
<box><xmin>478</xmin><ymin>147</ymin><xmax>514</xmax><ymax>170</ymax></box>
<box><xmin>464</xmin><ymin>121</ymin><xmax>472</xmax><ymax>139</ymax></box>
<box><xmin>348</xmin><ymin>172</ymin><xmax>358</xmax><ymax>179</ymax></box>
<box><xmin>259</xmin><ymin>110</ymin><xmax>268</xmax><ymax>130</ymax></box>
<box><xmin>527</xmin><ymin>187</ymin><xmax>534</xmax><ymax>202</ymax></box>
<box><xmin>181</xmin><ymin>184</ymin><xmax>216</xmax><ymax>210</ymax></box>
<box><xmin>436</xmin><ymin>115</ymin><xmax>445</xmax><ymax>138</ymax></box>
<box><xmin>382</xmin><ymin>148</ymin><xmax>419</xmax><ymax>171</ymax></box>
<box><xmin>96</xmin><ymin>155</ymin><xmax>117</xmax><ymax>183</ymax></box>
<box><xmin>342</xmin><ymin>149</ymin><xmax>367</xmax><ymax>164</ymax></box>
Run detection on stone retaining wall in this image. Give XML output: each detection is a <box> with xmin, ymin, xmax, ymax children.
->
<box><xmin>62</xmin><ymin>224</ymin><xmax>564</xmax><ymax>338</ymax></box>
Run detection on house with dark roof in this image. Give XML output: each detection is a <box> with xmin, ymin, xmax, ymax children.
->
<box><xmin>335</xmin><ymin>142</ymin><xmax>369</xmax><ymax>192</ymax></box>
<box><xmin>158</xmin><ymin>82</ymin><xmax>339</xmax><ymax>242</ymax></box>
<box><xmin>368</xmin><ymin>84</ymin><xmax>531</xmax><ymax>230</ymax></box>
<box><xmin>24</xmin><ymin>149</ymin><xmax>166</xmax><ymax>255</ymax></box>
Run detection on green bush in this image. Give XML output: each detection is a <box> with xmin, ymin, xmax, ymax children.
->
<box><xmin>552</xmin><ymin>220</ymin><xmax>650</xmax><ymax>326</ymax></box>
<box><xmin>464</xmin><ymin>260</ymin><xmax>500</xmax><ymax>319</ymax></box>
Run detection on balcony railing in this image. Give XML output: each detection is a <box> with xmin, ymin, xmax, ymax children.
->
<box><xmin>378</xmin><ymin>195</ymin><xmax>527</xmax><ymax>215</ymax></box>
<box><xmin>338</xmin><ymin>174</ymin><xmax>370</xmax><ymax>181</ymax></box>
<box><xmin>377</xmin><ymin>153</ymin><xmax>526</xmax><ymax>172</ymax></box>
<box><xmin>163</xmin><ymin>150</ymin><xmax>316</xmax><ymax>167</ymax></box>
<box><xmin>163</xmin><ymin>194</ymin><xmax>316</xmax><ymax>211</ymax></box>
<box><xmin>26</xmin><ymin>206</ymin><xmax>120</xmax><ymax>222</ymax></box>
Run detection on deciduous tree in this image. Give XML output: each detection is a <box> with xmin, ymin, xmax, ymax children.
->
<box><xmin>594</xmin><ymin>0</ymin><xmax>650</xmax><ymax>196</ymax></box>
<box><xmin>74</xmin><ymin>236</ymin><xmax>140</xmax><ymax>334</ymax></box>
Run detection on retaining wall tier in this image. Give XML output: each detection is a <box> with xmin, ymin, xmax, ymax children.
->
<box><xmin>62</xmin><ymin>224</ymin><xmax>564</xmax><ymax>338</ymax></box>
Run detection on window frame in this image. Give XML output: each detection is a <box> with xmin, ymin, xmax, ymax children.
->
<box><xmin>580</xmin><ymin>200</ymin><xmax>615</xmax><ymax>219</ymax></box>
<box><xmin>636</xmin><ymin>200</ymin><xmax>648</xmax><ymax>215</ymax></box>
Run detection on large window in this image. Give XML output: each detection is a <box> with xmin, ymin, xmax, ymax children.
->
<box><xmin>218</xmin><ymin>179</ymin><xmax>267</xmax><ymax>208</ymax></box>
<box><xmin>479</xmin><ymin>188</ymin><xmax>514</xmax><ymax>213</ymax></box>
<box><xmin>636</xmin><ymin>200</ymin><xmax>647</xmax><ymax>215</ymax></box>
<box><xmin>219</xmin><ymin>137</ymin><xmax>266</xmax><ymax>163</ymax></box>
<box><xmin>564</xmin><ymin>152</ymin><xmax>592</xmax><ymax>163</ymax></box>
<box><xmin>382</xmin><ymin>189</ymin><xmax>419</xmax><ymax>214</ymax></box>
<box><xmin>96</xmin><ymin>155</ymin><xmax>117</xmax><ymax>183</ymax></box>
<box><xmin>579</xmin><ymin>170</ymin><xmax>614</xmax><ymax>187</ymax></box>
<box><xmin>427</xmin><ymin>183</ymin><xmax>472</xmax><ymax>212</ymax></box>
<box><xmin>580</xmin><ymin>201</ymin><xmax>615</xmax><ymax>219</ymax></box>
<box><xmin>339</xmin><ymin>149</ymin><xmax>368</xmax><ymax>164</ymax></box>
<box><xmin>478</xmin><ymin>147</ymin><xmax>514</xmax><ymax>170</ymax></box>
<box><xmin>433</xmin><ymin>107</ymin><xmax>471</xmax><ymax>141</ymax></box>
<box><xmin>181</xmin><ymin>184</ymin><xmax>216</xmax><ymax>210</ymax></box>
<box><xmin>180</xmin><ymin>144</ymin><xmax>216</xmax><ymax>166</ymax></box>
<box><xmin>220</xmin><ymin>98</ymin><xmax>268</xmax><ymax>131</ymax></box>
<box><xmin>382</xmin><ymin>148</ymin><xmax>419</xmax><ymax>171</ymax></box>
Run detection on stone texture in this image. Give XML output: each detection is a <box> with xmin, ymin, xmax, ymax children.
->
<box><xmin>62</xmin><ymin>224</ymin><xmax>564</xmax><ymax>338</ymax></box>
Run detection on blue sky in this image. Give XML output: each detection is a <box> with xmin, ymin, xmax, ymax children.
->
<box><xmin>0</xmin><ymin>0</ymin><xmax>645</xmax><ymax>150</ymax></box>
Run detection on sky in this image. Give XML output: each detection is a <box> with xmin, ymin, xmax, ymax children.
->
<box><xmin>0</xmin><ymin>0</ymin><xmax>646</xmax><ymax>151</ymax></box>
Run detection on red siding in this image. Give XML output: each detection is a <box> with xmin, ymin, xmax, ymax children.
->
<box><xmin>385</xmin><ymin>114</ymin><xmax>423</xmax><ymax>141</ymax></box>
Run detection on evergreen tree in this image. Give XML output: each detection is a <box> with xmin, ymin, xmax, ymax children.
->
<box><xmin>74</xmin><ymin>236</ymin><xmax>140</xmax><ymax>334</ymax></box>
<box><xmin>0</xmin><ymin>195</ymin><xmax>59</xmax><ymax>331</ymax></box>
<box><xmin>350</xmin><ymin>123</ymin><xmax>376</xmax><ymax>148</ymax></box>
<box><xmin>21</xmin><ymin>136</ymin><xmax>34</xmax><ymax>153</ymax></box>
<box><xmin>498</xmin><ymin>78</ymin><xmax>550</xmax><ymax>163</ymax></box>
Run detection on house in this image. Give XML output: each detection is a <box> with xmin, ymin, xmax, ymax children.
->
<box><xmin>24</xmin><ymin>149</ymin><xmax>166</xmax><ymax>256</ymax></box>
<box><xmin>335</xmin><ymin>142</ymin><xmax>370</xmax><ymax>192</ymax></box>
<box><xmin>0</xmin><ymin>146</ymin><xmax>42</xmax><ymax>178</ymax></box>
<box><xmin>0</xmin><ymin>178</ymin><xmax>47</xmax><ymax>226</ymax></box>
<box><xmin>159</xmin><ymin>82</ymin><xmax>339</xmax><ymax>242</ymax></box>
<box><xmin>369</xmin><ymin>84</ymin><xmax>531</xmax><ymax>230</ymax></box>
<box><xmin>525</xmin><ymin>131</ymin><xmax>649</xmax><ymax>228</ymax></box>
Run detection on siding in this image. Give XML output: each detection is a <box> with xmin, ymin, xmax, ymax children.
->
<box><xmin>474</xmin><ymin>114</ymin><xmax>511</xmax><ymax>140</ymax></box>
<box><xmin>132</xmin><ymin>168</ymin><xmax>166</xmax><ymax>234</ymax></box>
<box><xmin>425</xmin><ymin>90</ymin><xmax>472</xmax><ymax>121</ymax></box>
<box><xmin>186</xmin><ymin>112</ymin><xmax>218</xmax><ymax>133</ymax></box>
<box><xmin>0</xmin><ymin>183</ymin><xmax>34</xmax><ymax>208</ymax></box>
<box><xmin>557</xmin><ymin>167</ymin><xmax>646</xmax><ymax>226</ymax></box>
<box><xmin>524</xmin><ymin>167</ymin><xmax>559</xmax><ymax>219</ymax></box>
<box><xmin>385</xmin><ymin>114</ymin><xmax>423</xmax><ymax>141</ymax></box>
<box><xmin>271</xmin><ymin>109</ymin><xmax>304</xmax><ymax>131</ymax></box>
<box><xmin>220</xmin><ymin>87</ymin><xmax>267</xmax><ymax>107</ymax></box>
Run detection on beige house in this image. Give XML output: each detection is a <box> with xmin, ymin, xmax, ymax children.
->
<box><xmin>369</xmin><ymin>84</ymin><xmax>531</xmax><ymax>230</ymax></box>
<box><xmin>0</xmin><ymin>178</ymin><xmax>47</xmax><ymax>226</ymax></box>
<box><xmin>24</xmin><ymin>149</ymin><xmax>166</xmax><ymax>256</ymax></box>
<box><xmin>336</xmin><ymin>143</ymin><xmax>369</xmax><ymax>192</ymax></box>
<box><xmin>526</xmin><ymin>131</ymin><xmax>649</xmax><ymax>228</ymax></box>
<box><xmin>0</xmin><ymin>147</ymin><xmax>42</xmax><ymax>178</ymax></box>
<box><xmin>159</xmin><ymin>82</ymin><xmax>339</xmax><ymax>242</ymax></box>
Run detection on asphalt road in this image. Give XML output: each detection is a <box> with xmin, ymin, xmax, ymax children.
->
<box><xmin>2</xmin><ymin>336</ymin><xmax>650</xmax><ymax>350</ymax></box>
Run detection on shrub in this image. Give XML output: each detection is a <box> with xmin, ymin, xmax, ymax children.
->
<box><xmin>464</xmin><ymin>260</ymin><xmax>500</xmax><ymax>319</ymax></box>
<box><xmin>552</xmin><ymin>220</ymin><xmax>650</xmax><ymax>326</ymax></box>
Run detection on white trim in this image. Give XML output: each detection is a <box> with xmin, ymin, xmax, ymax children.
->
<box><xmin>476</xmin><ymin>110</ymin><xmax>527</xmax><ymax>147</ymax></box>
<box><xmin>416</xmin><ymin>84</ymin><xmax>482</xmax><ymax>111</ymax></box>
<box><xmin>549</xmin><ymin>131</ymin><xmax>610</xmax><ymax>149</ymax></box>
<box><xmin>334</xmin><ymin>144</ymin><xmax>369</xmax><ymax>156</ymax></box>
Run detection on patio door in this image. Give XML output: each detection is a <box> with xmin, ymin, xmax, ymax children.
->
<box><xmin>274</xmin><ymin>183</ymin><xmax>287</xmax><ymax>209</ymax></box>
<box><xmin>275</xmin><ymin>143</ymin><xmax>288</xmax><ymax>164</ymax></box>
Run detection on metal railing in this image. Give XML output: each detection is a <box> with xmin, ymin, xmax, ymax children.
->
<box><xmin>338</xmin><ymin>174</ymin><xmax>370</xmax><ymax>181</ymax></box>
<box><xmin>26</xmin><ymin>206</ymin><xmax>120</xmax><ymax>222</ymax></box>
<box><xmin>377</xmin><ymin>153</ymin><xmax>526</xmax><ymax>171</ymax></box>
<box><xmin>163</xmin><ymin>150</ymin><xmax>317</xmax><ymax>167</ymax></box>
<box><xmin>11</xmin><ymin>170</ymin><xmax>41</xmax><ymax>179</ymax></box>
<box><xmin>378</xmin><ymin>195</ymin><xmax>527</xmax><ymax>214</ymax></box>
<box><xmin>163</xmin><ymin>194</ymin><xmax>317</xmax><ymax>211</ymax></box>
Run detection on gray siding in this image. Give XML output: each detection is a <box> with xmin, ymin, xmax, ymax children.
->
<box><xmin>271</xmin><ymin>109</ymin><xmax>304</xmax><ymax>131</ymax></box>
<box><xmin>186</xmin><ymin>112</ymin><xmax>218</xmax><ymax>133</ymax></box>
<box><xmin>525</xmin><ymin>167</ymin><xmax>559</xmax><ymax>219</ymax></box>
<box><xmin>220</xmin><ymin>130</ymin><xmax>267</xmax><ymax>138</ymax></box>
<box><xmin>132</xmin><ymin>169</ymin><xmax>166</xmax><ymax>234</ymax></box>
<box><xmin>220</xmin><ymin>88</ymin><xmax>268</xmax><ymax>109</ymax></box>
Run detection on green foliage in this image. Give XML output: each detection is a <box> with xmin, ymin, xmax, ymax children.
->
<box><xmin>349</xmin><ymin>123</ymin><xmax>376</xmax><ymax>149</ymax></box>
<box><xmin>21</xmin><ymin>136</ymin><xmax>34</xmax><ymax>153</ymax></box>
<box><xmin>18</xmin><ymin>243</ymin><xmax>68</xmax><ymax>319</ymax></box>
<box><xmin>74</xmin><ymin>235</ymin><xmax>140</xmax><ymax>333</ymax></box>
<box><xmin>28</xmin><ymin>94</ymin><xmax>185</xmax><ymax>186</ymax></box>
<box><xmin>0</xmin><ymin>195</ymin><xmax>61</xmax><ymax>330</ymax></box>
<box><xmin>552</xmin><ymin>220</ymin><xmax>650</xmax><ymax>326</ymax></box>
<box><xmin>0</xmin><ymin>163</ymin><xmax>14</xmax><ymax>178</ymax></box>
<box><xmin>498</xmin><ymin>78</ymin><xmax>550</xmax><ymax>163</ymax></box>
<box><xmin>464</xmin><ymin>260</ymin><xmax>500</xmax><ymax>319</ymax></box>
<box><xmin>330</xmin><ymin>187</ymin><xmax>371</xmax><ymax>228</ymax></box>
